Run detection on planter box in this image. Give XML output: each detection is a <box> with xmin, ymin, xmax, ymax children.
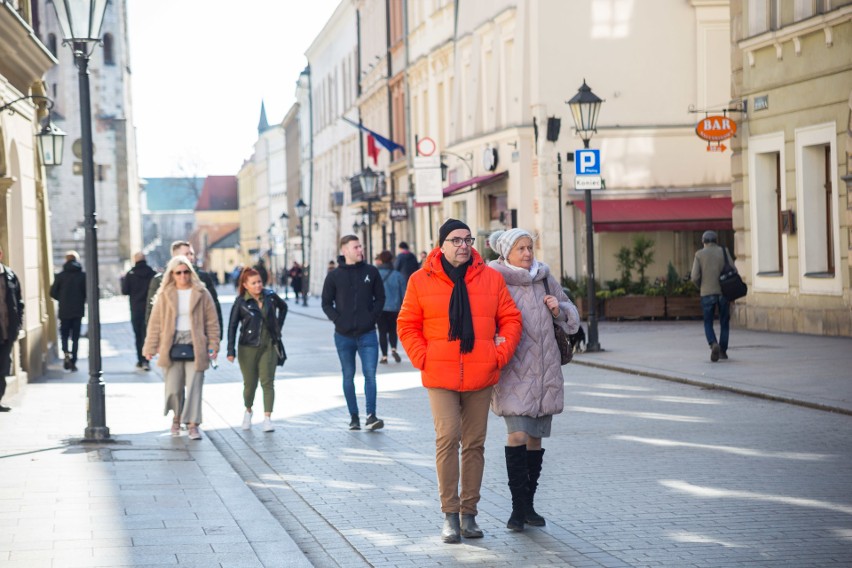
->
<box><xmin>665</xmin><ymin>296</ymin><xmax>702</xmax><ymax>319</ymax></box>
<box><xmin>603</xmin><ymin>296</ymin><xmax>665</xmax><ymax>320</ymax></box>
<box><xmin>574</xmin><ymin>297</ymin><xmax>603</xmax><ymax>321</ymax></box>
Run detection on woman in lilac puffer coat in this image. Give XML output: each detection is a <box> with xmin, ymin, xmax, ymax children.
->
<box><xmin>488</xmin><ymin>228</ymin><xmax>579</xmax><ymax>533</ymax></box>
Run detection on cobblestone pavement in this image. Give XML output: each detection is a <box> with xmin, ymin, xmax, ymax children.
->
<box><xmin>2</xmin><ymin>290</ymin><xmax>851</xmax><ymax>567</ymax></box>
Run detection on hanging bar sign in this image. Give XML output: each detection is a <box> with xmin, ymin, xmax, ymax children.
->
<box><xmin>695</xmin><ymin>115</ymin><xmax>737</xmax><ymax>142</ymax></box>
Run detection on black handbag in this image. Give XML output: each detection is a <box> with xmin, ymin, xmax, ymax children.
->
<box><xmin>542</xmin><ymin>279</ymin><xmax>572</xmax><ymax>365</ymax></box>
<box><xmin>169</xmin><ymin>343</ymin><xmax>195</xmax><ymax>361</ymax></box>
<box><xmin>273</xmin><ymin>338</ymin><xmax>287</xmax><ymax>367</ymax></box>
<box><xmin>262</xmin><ymin>300</ymin><xmax>287</xmax><ymax>367</ymax></box>
<box><xmin>719</xmin><ymin>247</ymin><xmax>748</xmax><ymax>301</ymax></box>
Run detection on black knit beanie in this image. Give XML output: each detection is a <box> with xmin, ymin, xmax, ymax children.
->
<box><xmin>438</xmin><ymin>219</ymin><xmax>471</xmax><ymax>246</ymax></box>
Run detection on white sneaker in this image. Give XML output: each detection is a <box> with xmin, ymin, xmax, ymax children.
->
<box><xmin>241</xmin><ymin>411</ymin><xmax>252</xmax><ymax>430</ymax></box>
<box><xmin>262</xmin><ymin>417</ymin><xmax>275</xmax><ymax>432</ymax></box>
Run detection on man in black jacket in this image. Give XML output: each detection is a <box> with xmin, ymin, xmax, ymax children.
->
<box><xmin>321</xmin><ymin>235</ymin><xmax>386</xmax><ymax>431</ymax></box>
<box><xmin>145</xmin><ymin>240</ymin><xmax>222</xmax><ymax>333</ymax></box>
<box><xmin>394</xmin><ymin>241</ymin><xmax>420</xmax><ymax>283</ymax></box>
<box><xmin>0</xmin><ymin>246</ymin><xmax>24</xmax><ymax>411</ymax></box>
<box><xmin>122</xmin><ymin>252</ymin><xmax>156</xmax><ymax>370</ymax></box>
<box><xmin>50</xmin><ymin>251</ymin><xmax>86</xmax><ymax>372</ymax></box>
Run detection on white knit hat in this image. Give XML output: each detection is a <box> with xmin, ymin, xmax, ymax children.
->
<box><xmin>489</xmin><ymin>228</ymin><xmax>534</xmax><ymax>259</ymax></box>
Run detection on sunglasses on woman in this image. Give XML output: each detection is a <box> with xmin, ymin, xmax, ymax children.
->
<box><xmin>174</xmin><ymin>269</ymin><xmax>191</xmax><ymax>275</ymax></box>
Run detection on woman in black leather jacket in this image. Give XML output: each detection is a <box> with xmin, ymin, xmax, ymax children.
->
<box><xmin>227</xmin><ymin>267</ymin><xmax>287</xmax><ymax>432</ymax></box>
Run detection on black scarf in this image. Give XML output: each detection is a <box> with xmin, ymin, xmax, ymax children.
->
<box><xmin>441</xmin><ymin>255</ymin><xmax>474</xmax><ymax>354</ymax></box>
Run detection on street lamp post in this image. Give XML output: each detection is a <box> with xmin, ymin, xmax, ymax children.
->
<box><xmin>567</xmin><ymin>80</ymin><xmax>604</xmax><ymax>353</ymax></box>
<box><xmin>49</xmin><ymin>0</ymin><xmax>111</xmax><ymax>441</ymax></box>
<box><xmin>358</xmin><ymin>168</ymin><xmax>379</xmax><ymax>261</ymax></box>
<box><xmin>295</xmin><ymin>198</ymin><xmax>309</xmax><ymax>306</ymax></box>
<box><xmin>280</xmin><ymin>212</ymin><xmax>289</xmax><ymax>298</ymax></box>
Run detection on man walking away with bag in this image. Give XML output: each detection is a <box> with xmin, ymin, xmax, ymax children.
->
<box><xmin>322</xmin><ymin>235</ymin><xmax>386</xmax><ymax>431</ymax></box>
<box><xmin>691</xmin><ymin>230</ymin><xmax>731</xmax><ymax>362</ymax></box>
<box><xmin>50</xmin><ymin>251</ymin><xmax>86</xmax><ymax>372</ymax></box>
<box><xmin>122</xmin><ymin>252</ymin><xmax>156</xmax><ymax>371</ymax></box>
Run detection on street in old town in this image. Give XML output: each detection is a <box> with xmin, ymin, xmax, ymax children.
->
<box><xmin>2</xmin><ymin>288</ymin><xmax>851</xmax><ymax>567</ymax></box>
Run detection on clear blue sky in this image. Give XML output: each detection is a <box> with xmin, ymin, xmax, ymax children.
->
<box><xmin>127</xmin><ymin>0</ymin><xmax>340</xmax><ymax>178</ymax></box>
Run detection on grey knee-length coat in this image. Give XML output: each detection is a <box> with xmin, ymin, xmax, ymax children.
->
<box><xmin>488</xmin><ymin>260</ymin><xmax>579</xmax><ymax>418</ymax></box>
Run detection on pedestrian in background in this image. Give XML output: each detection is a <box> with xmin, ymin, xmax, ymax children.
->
<box><xmin>691</xmin><ymin>230</ymin><xmax>732</xmax><ymax>362</ymax></box>
<box><xmin>375</xmin><ymin>250</ymin><xmax>405</xmax><ymax>364</ymax></box>
<box><xmin>144</xmin><ymin>256</ymin><xmax>219</xmax><ymax>440</ymax></box>
<box><xmin>254</xmin><ymin>258</ymin><xmax>269</xmax><ymax>286</ymax></box>
<box><xmin>227</xmin><ymin>267</ymin><xmax>288</xmax><ymax>432</ymax></box>
<box><xmin>145</xmin><ymin>240</ymin><xmax>222</xmax><ymax>333</ymax></box>
<box><xmin>488</xmin><ymin>228</ymin><xmax>579</xmax><ymax>532</ymax></box>
<box><xmin>50</xmin><ymin>251</ymin><xmax>86</xmax><ymax>373</ymax></box>
<box><xmin>0</xmin><ymin>245</ymin><xmax>24</xmax><ymax>412</ymax></box>
<box><xmin>121</xmin><ymin>251</ymin><xmax>156</xmax><ymax>371</ymax></box>
<box><xmin>321</xmin><ymin>235</ymin><xmax>386</xmax><ymax>431</ymax></box>
<box><xmin>397</xmin><ymin>219</ymin><xmax>522</xmax><ymax>543</ymax></box>
<box><xmin>393</xmin><ymin>241</ymin><xmax>420</xmax><ymax>283</ymax></box>
<box><xmin>289</xmin><ymin>261</ymin><xmax>307</xmax><ymax>306</ymax></box>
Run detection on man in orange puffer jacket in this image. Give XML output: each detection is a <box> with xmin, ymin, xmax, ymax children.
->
<box><xmin>398</xmin><ymin>219</ymin><xmax>522</xmax><ymax>544</ymax></box>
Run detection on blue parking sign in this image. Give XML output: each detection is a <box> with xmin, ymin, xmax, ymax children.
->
<box><xmin>575</xmin><ymin>149</ymin><xmax>600</xmax><ymax>175</ymax></box>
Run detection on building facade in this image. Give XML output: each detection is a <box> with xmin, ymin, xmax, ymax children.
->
<box><xmin>0</xmin><ymin>0</ymin><xmax>59</xmax><ymax>386</ymax></box>
<box><xmin>37</xmin><ymin>0</ymin><xmax>142</xmax><ymax>295</ymax></box>
<box><xmin>730</xmin><ymin>0</ymin><xmax>852</xmax><ymax>336</ymax></box>
<box><xmin>139</xmin><ymin>177</ymin><xmax>202</xmax><ymax>270</ymax></box>
<box><xmin>303</xmin><ymin>0</ymin><xmax>360</xmax><ymax>295</ymax></box>
<box><xmin>405</xmin><ymin>0</ymin><xmax>733</xmax><ymax>286</ymax></box>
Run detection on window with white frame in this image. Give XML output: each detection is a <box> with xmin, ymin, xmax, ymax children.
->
<box><xmin>795</xmin><ymin>123</ymin><xmax>840</xmax><ymax>295</ymax></box>
<box><xmin>794</xmin><ymin>0</ymin><xmax>830</xmax><ymax>20</ymax></box>
<box><xmin>453</xmin><ymin>201</ymin><xmax>467</xmax><ymax>224</ymax></box>
<box><xmin>801</xmin><ymin>143</ymin><xmax>834</xmax><ymax>275</ymax></box>
<box><xmin>748</xmin><ymin>132</ymin><xmax>788</xmax><ymax>292</ymax></box>
<box><xmin>747</xmin><ymin>0</ymin><xmax>780</xmax><ymax>35</ymax></box>
<box><xmin>754</xmin><ymin>151</ymin><xmax>783</xmax><ymax>274</ymax></box>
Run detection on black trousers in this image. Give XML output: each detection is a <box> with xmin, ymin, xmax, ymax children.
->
<box><xmin>376</xmin><ymin>310</ymin><xmax>399</xmax><ymax>356</ymax></box>
<box><xmin>0</xmin><ymin>338</ymin><xmax>14</xmax><ymax>400</ymax></box>
<box><xmin>59</xmin><ymin>317</ymin><xmax>82</xmax><ymax>363</ymax></box>
<box><xmin>130</xmin><ymin>309</ymin><xmax>146</xmax><ymax>364</ymax></box>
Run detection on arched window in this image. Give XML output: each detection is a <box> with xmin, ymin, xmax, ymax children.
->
<box><xmin>103</xmin><ymin>33</ymin><xmax>114</xmax><ymax>65</ymax></box>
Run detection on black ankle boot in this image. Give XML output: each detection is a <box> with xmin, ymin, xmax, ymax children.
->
<box><xmin>460</xmin><ymin>514</ymin><xmax>483</xmax><ymax>538</ymax></box>
<box><xmin>505</xmin><ymin>445</ymin><xmax>528</xmax><ymax>532</ymax></box>
<box><xmin>526</xmin><ymin>448</ymin><xmax>546</xmax><ymax>526</ymax></box>
<box><xmin>441</xmin><ymin>512</ymin><xmax>460</xmax><ymax>543</ymax></box>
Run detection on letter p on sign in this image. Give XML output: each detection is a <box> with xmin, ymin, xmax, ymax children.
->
<box><xmin>575</xmin><ymin>149</ymin><xmax>600</xmax><ymax>175</ymax></box>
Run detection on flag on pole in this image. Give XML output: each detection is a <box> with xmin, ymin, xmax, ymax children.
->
<box><xmin>367</xmin><ymin>135</ymin><xmax>380</xmax><ymax>165</ymax></box>
<box><xmin>342</xmin><ymin>116</ymin><xmax>405</xmax><ymax>155</ymax></box>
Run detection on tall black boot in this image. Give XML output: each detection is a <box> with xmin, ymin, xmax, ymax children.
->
<box><xmin>505</xmin><ymin>445</ymin><xmax>528</xmax><ymax>532</ymax></box>
<box><xmin>526</xmin><ymin>448</ymin><xmax>546</xmax><ymax>526</ymax></box>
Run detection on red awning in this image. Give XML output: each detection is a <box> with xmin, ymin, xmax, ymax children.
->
<box><xmin>414</xmin><ymin>171</ymin><xmax>509</xmax><ymax>207</ymax></box>
<box><xmin>572</xmin><ymin>196</ymin><xmax>733</xmax><ymax>232</ymax></box>
<box><xmin>444</xmin><ymin>170</ymin><xmax>508</xmax><ymax>196</ymax></box>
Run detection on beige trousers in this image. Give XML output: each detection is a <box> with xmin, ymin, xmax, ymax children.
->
<box><xmin>427</xmin><ymin>386</ymin><xmax>493</xmax><ymax>515</ymax></box>
<box><xmin>164</xmin><ymin>360</ymin><xmax>204</xmax><ymax>424</ymax></box>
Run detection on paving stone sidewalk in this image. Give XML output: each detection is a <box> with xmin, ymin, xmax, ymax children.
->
<box><xmin>2</xmin><ymin>291</ymin><xmax>851</xmax><ymax>568</ymax></box>
<box><xmin>0</xmin><ymin>297</ymin><xmax>311</xmax><ymax>568</ymax></box>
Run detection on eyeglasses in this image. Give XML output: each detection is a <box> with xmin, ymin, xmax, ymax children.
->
<box><xmin>448</xmin><ymin>237</ymin><xmax>475</xmax><ymax>247</ymax></box>
<box><xmin>174</xmin><ymin>270</ymin><xmax>191</xmax><ymax>276</ymax></box>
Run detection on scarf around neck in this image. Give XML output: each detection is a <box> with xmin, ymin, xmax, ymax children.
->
<box><xmin>440</xmin><ymin>254</ymin><xmax>475</xmax><ymax>354</ymax></box>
